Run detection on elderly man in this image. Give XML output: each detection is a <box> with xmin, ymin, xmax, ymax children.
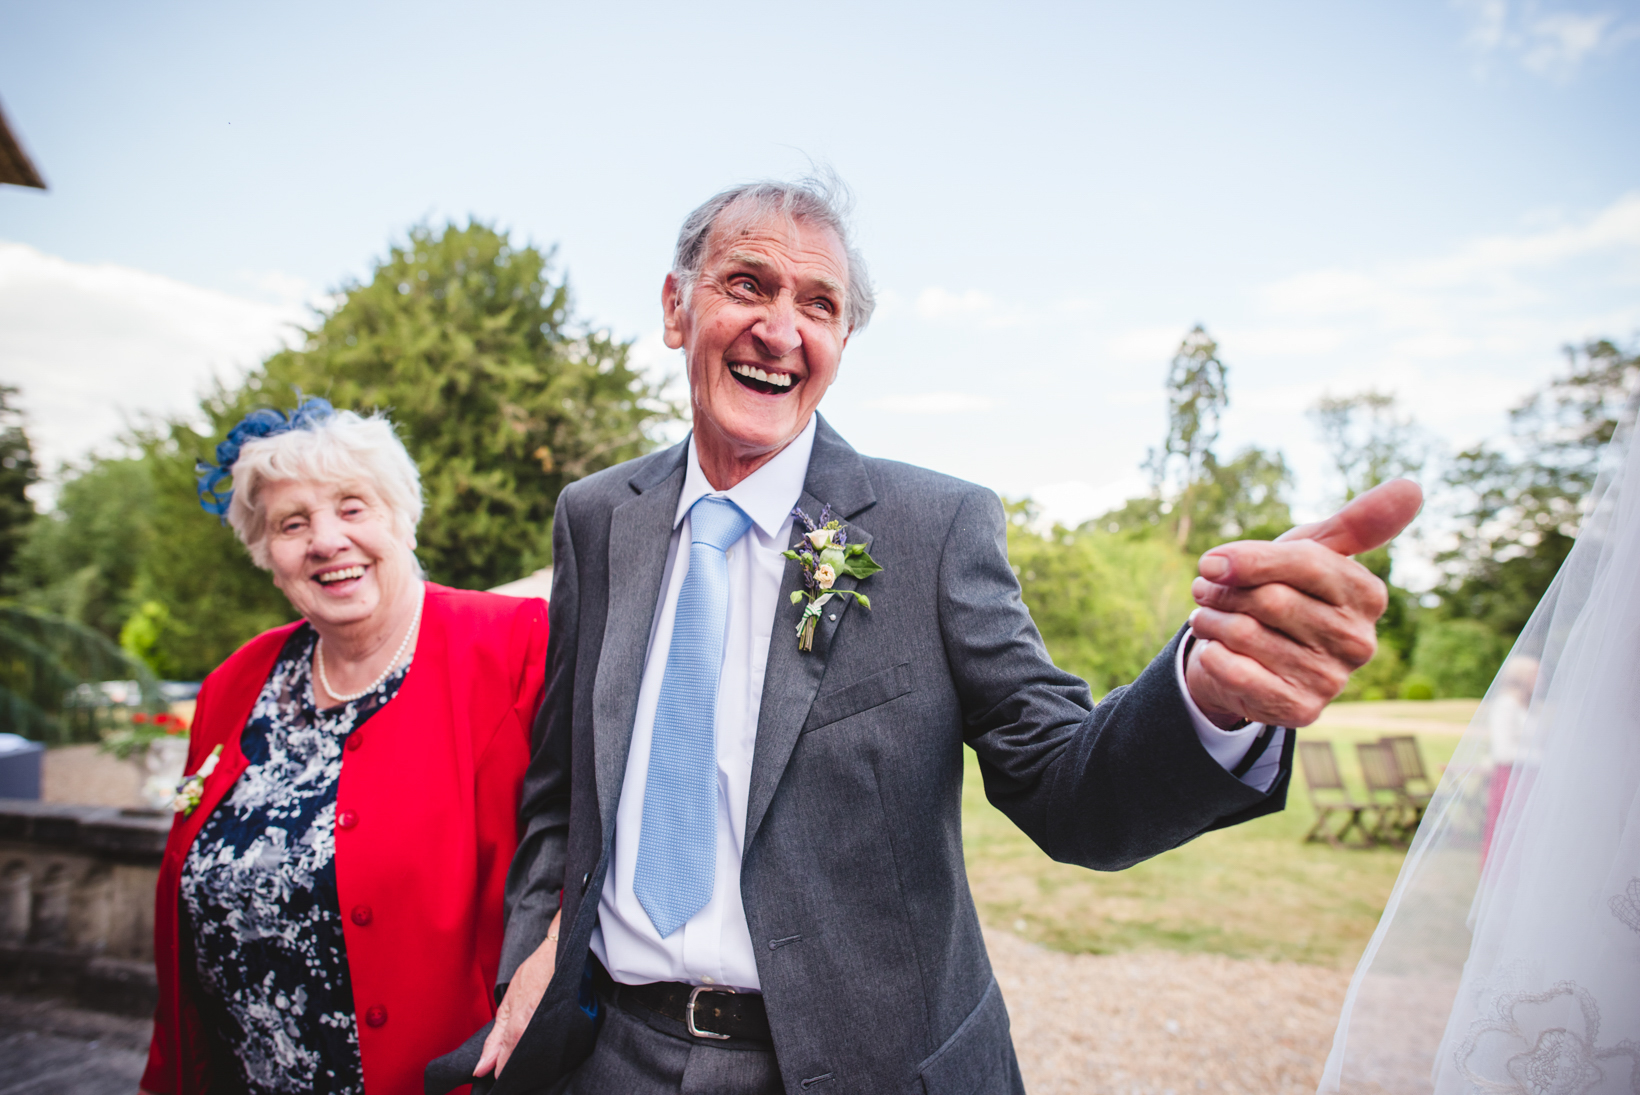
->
<box><xmin>433</xmin><ymin>177</ymin><xmax>1419</xmax><ymax>1094</ymax></box>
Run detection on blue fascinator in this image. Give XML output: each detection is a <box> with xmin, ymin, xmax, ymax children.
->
<box><xmin>196</xmin><ymin>396</ymin><xmax>335</xmax><ymax>517</ymax></box>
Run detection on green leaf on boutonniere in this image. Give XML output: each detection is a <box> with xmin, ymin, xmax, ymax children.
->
<box><xmin>790</xmin><ymin>590</ymin><xmax>804</xmax><ymax>604</ymax></box>
<box><xmin>841</xmin><ymin>552</ymin><xmax>883</xmax><ymax>580</ymax></box>
<box><xmin>781</xmin><ymin>550</ymin><xmax>803</xmax><ymax>562</ymax></box>
<box><xmin>852</xmin><ymin>592</ymin><xmax>871</xmax><ymax>609</ymax></box>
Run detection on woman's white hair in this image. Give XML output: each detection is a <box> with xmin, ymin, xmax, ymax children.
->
<box><xmin>226</xmin><ymin>409</ymin><xmax>423</xmax><ymax>571</ymax></box>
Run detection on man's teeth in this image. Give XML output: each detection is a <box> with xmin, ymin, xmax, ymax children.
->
<box><xmin>730</xmin><ymin>364</ymin><xmax>793</xmax><ymax>388</ymax></box>
<box><xmin>317</xmin><ymin>566</ymin><xmax>365</xmax><ymax>584</ymax></box>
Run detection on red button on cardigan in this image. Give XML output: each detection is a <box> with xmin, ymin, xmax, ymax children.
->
<box><xmin>351</xmin><ymin>905</ymin><xmax>372</xmax><ymax>926</ymax></box>
<box><xmin>364</xmin><ymin>1005</ymin><xmax>387</xmax><ymax>1028</ymax></box>
<box><xmin>337</xmin><ymin>809</ymin><xmax>358</xmax><ymax>830</ymax></box>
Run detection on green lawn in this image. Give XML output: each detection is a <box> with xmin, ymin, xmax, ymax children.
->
<box><xmin>960</xmin><ymin>700</ymin><xmax>1475</xmax><ymax>969</ymax></box>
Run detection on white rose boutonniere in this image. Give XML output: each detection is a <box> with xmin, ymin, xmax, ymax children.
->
<box><xmin>783</xmin><ymin>505</ymin><xmax>883</xmax><ymax>652</ymax></box>
<box><xmin>171</xmin><ymin>744</ymin><xmax>223</xmax><ymax>817</ymax></box>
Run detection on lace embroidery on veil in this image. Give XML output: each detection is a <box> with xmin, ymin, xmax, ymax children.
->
<box><xmin>1319</xmin><ymin>393</ymin><xmax>1640</xmax><ymax>1095</ymax></box>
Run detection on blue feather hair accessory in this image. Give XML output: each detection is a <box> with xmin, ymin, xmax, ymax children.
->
<box><xmin>196</xmin><ymin>396</ymin><xmax>334</xmax><ymax>517</ymax></box>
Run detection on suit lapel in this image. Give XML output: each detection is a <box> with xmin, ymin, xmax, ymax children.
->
<box><xmin>743</xmin><ymin>416</ymin><xmax>877</xmax><ymax>852</ymax></box>
<box><xmin>592</xmin><ymin>444</ymin><xmax>687</xmax><ymax>841</ymax></box>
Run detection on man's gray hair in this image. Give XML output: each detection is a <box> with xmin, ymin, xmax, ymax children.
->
<box><xmin>671</xmin><ymin>172</ymin><xmax>876</xmax><ymax>332</ymax></box>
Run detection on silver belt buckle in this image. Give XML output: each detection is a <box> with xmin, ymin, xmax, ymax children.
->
<box><xmin>686</xmin><ymin>984</ymin><xmax>736</xmax><ymax>1039</ymax></box>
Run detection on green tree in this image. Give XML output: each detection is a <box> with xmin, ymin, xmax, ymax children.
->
<box><xmin>125</xmin><ymin>422</ymin><xmax>295</xmax><ymax>678</ymax></box>
<box><xmin>1308</xmin><ymin>389</ymin><xmax>1427</xmax><ymax>664</ymax></box>
<box><xmin>1438</xmin><ymin>339</ymin><xmax>1639</xmax><ymax>639</ymax></box>
<box><xmin>1144</xmin><ymin>325</ymin><xmax>1229</xmax><ymax>549</ymax></box>
<box><xmin>0</xmin><ymin>385</ymin><xmax>39</xmax><ymax>578</ymax></box>
<box><xmin>1309</xmin><ymin>389</ymin><xmax>1428</xmax><ymax>503</ymax></box>
<box><xmin>1008</xmin><ymin>501</ymin><xmax>1196</xmax><ymax>694</ymax></box>
<box><xmin>0</xmin><ymin>605</ymin><xmax>157</xmax><ymax>740</ymax></box>
<box><xmin>1410</xmin><ymin>619</ymin><xmax>1509</xmax><ymax>699</ymax></box>
<box><xmin>1096</xmin><ymin>444</ymin><xmax>1293</xmax><ymax>554</ymax></box>
<box><xmin>251</xmin><ymin>220</ymin><xmax>669</xmax><ymax>589</ymax></box>
<box><xmin>8</xmin><ymin>455</ymin><xmax>155</xmax><ymax>638</ymax></box>
<box><xmin>123</xmin><ymin>219</ymin><xmax>674</xmax><ymax>678</ymax></box>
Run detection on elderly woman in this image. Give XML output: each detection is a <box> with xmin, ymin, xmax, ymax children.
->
<box><xmin>140</xmin><ymin>399</ymin><xmax>549</xmax><ymax>1095</ymax></box>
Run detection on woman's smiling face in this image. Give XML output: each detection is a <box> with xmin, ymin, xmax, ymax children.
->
<box><xmin>260</xmin><ymin>477</ymin><xmax>417</xmax><ymax>633</ymax></box>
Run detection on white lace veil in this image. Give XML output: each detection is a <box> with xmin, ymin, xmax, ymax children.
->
<box><xmin>1320</xmin><ymin>400</ymin><xmax>1640</xmax><ymax>1094</ymax></box>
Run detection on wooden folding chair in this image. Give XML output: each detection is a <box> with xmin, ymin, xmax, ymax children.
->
<box><xmin>1357</xmin><ymin>741</ymin><xmax>1417</xmax><ymax>845</ymax></box>
<box><xmin>1381</xmin><ymin>734</ymin><xmax>1435</xmax><ymax>812</ymax></box>
<box><xmin>1298</xmin><ymin>740</ymin><xmax>1375</xmax><ymax>847</ymax></box>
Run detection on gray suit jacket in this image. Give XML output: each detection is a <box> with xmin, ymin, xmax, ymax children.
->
<box><xmin>429</xmin><ymin>416</ymin><xmax>1291</xmax><ymax>1094</ymax></box>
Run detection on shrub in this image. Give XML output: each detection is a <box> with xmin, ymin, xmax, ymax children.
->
<box><xmin>1398</xmin><ymin>674</ymin><xmax>1436</xmax><ymax>701</ymax></box>
<box><xmin>1338</xmin><ymin>643</ymin><xmax>1404</xmax><ymax>703</ymax></box>
<box><xmin>1411</xmin><ymin>620</ymin><xmax>1509</xmax><ymax>698</ymax></box>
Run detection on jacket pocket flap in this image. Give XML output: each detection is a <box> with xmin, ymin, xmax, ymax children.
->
<box><xmin>913</xmin><ymin>978</ymin><xmax>1019</xmax><ymax>1094</ymax></box>
<box><xmin>802</xmin><ymin>662</ymin><xmax>913</xmax><ymax>732</ymax></box>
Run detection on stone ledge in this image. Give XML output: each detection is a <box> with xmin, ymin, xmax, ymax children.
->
<box><xmin>0</xmin><ymin>944</ymin><xmax>156</xmax><ymax>1017</ymax></box>
<box><xmin>0</xmin><ymin>799</ymin><xmax>169</xmax><ymax>865</ymax></box>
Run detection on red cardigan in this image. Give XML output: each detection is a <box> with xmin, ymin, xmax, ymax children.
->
<box><xmin>141</xmin><ymin>584</ymin><xmax>548</xmax><ymax>1095</ymax></box>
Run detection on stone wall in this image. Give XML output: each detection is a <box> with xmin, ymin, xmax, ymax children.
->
<box><xmin>0</xmin><ymin>799</ymin><xmax>166</xmax><ymax>1015</ymax></box>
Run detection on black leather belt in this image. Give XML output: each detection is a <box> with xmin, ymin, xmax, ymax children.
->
<box><xmin>592</xmin><ymin>958</ymin><xmax>771</xmax><ymax>1042</ymax></box>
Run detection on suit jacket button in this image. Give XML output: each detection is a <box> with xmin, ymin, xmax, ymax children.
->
<box><xmin>337</xmin><ymin>809</ymin><xmax>358</xmax><ymax>830</ymax></box>
<box><xmin>365</xmin><ymin>1005</ymin><xmax>388</xmax><ymax>1028</ymax></box>
<box><xmin>351</xmin><ymin>904</ymin><xmax>373</xmax><ymax>926</ymax></box>
<box><xmin>581</xmin><ymin>872</ymin><xmax>590</xmax><ymax>893</ymax></box>
<box><xmin>346</xmin><ymin>732</ymin><xmax>363</xmax><ymax>751</ymax></box>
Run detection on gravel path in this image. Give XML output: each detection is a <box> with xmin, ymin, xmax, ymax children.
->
<box><xmin>988</xmin><ymin>928</ymin><xmax>1351</xmax><ymax>1094</ymax></box>
<box><xmin>0</xmin><ymin>932</ymin><xmax>1351</xmax><ymax>1093</ymax></box>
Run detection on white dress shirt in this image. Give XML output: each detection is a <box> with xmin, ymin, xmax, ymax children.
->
<box><xmin>592</xmin><ymin>413</ymin><xmax>1280</xmax><ymax>992</ymax></box>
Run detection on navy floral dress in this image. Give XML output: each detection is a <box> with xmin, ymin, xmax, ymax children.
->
<box><xmin>179</xmin><ymin>625</ymin><xmax>408</xmax><ymax>1095</ymax></box>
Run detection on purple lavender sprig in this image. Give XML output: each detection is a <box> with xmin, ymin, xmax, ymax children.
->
<box><xmin>782</xmin><ymin>505</ymin><xmax>883</xmax><ymax>652</ymax></box>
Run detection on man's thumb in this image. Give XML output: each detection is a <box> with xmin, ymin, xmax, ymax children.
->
<box><xmin>1276</xmin><ymin>478</ymin><xmax>1424</xmax><ymax>556</ymax></box>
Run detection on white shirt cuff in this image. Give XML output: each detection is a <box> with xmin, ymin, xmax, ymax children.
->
<box><xmin>1174</xmin><ymin>628</ymin><xmax>1285</xmax><ymax>793</ymax></box>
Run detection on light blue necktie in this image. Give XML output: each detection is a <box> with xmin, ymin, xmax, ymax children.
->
<box><xmin>633</xmin><ymin>495</ymin><xmax>753</xmax><ymax>938</ymax></box>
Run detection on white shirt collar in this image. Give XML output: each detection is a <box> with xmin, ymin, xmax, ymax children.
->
<box><xmin>675</xmin><ymin>414</ymin><xmax>818</xmax><ymax>538</ymax></box>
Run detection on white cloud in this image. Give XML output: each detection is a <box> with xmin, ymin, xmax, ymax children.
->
<box><xmin>1085</xmin><ymin>188</ymin><xmax>1640</xmax><ymax>536</ymax></box>
<box><xmin>0</xmin><ymin>242</ymin><xmax>308</xmax><ymax>480</ymax></box>
<box><xmin>907</xmin><ymin>286</ymin><xmax>1098</xmax><ymax>330</ymax></box>
<box><xmin>864</xmin><ymin>391</ymin><xmax>994</xmax><ymax>415</ymax></box>
<box><xmin>1029</xmin><ymin>474</ymin><xmax>1151</xmax><ymax>530</ymax></box>
<box><xmin>1253</xmin><ymin>192</ymin><xmax>1640</xmax><ymax>368</ymax></box>
<box><xmin>915</xmin><ymin>286</ymin><xmax>996</xmax><ymax>320</ymax></box>
<box><xmin>1456</xmin><ymin>0</ymin><xmax>1640</xmax><ymax>78</ymax></box>
<box><xmin>1105</xmin><ymin>326</ymin><xmax>1184</xmax><ymax>365</ymax></box>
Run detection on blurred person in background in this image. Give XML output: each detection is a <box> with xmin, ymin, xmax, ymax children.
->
<box><xmin>139</xmin><ymin>399</ymin><xmax>550</xmax><ymax>1095</ymax></box>
<box><xmin>1483</xmin><ymin>654</ymin><xmax>1539</xmax><ymax>861</ymax></box>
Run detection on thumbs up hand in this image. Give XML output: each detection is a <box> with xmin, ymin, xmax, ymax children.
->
<box><xmin>1184</xmin><ymin>479</ymin><xmax>1424</xmax><ymax>729</ymax></box>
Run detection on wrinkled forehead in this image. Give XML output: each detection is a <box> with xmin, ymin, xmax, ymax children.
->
<box><xmin>702</xmin><ymin>197</ymin><xmax>850</xmax><ymax>280</ymax></box>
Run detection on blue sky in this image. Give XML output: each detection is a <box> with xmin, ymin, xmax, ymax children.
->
<box><xmin>2</xmin><ymin>1</ymin><xmax>1638</xmax><ymax>569</ymax></box>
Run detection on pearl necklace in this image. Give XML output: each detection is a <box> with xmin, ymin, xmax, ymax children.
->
<box><xmin>316</xmin><ymin>588</ymin><xmax>424</xmax><ymax>704</ymax></box>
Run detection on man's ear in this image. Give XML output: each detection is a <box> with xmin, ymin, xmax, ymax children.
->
<box><xmin>662</xmin><ymin>273</ymin><xmax>685</xmax><ymax>350</ymax></box>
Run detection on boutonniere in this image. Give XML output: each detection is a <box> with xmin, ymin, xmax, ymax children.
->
<box><xmin>171</xmin><ymin>745</ymin><xmax>223</xmax><ymax>816</ymax></box>
<box><xmin>783</xmin><ymin>505</ymin><xmax>883</xmax><ymax>652</ymax></box>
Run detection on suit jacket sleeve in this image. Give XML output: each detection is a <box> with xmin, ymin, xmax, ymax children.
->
<box><xmin>938</xmin><ymin>488</ymin><xmax>1289</xmax><ymax>871</ymax></box>
<box><xmin>498</xmin><ymin>496</ymin><xmax>580</xmax><ymax>984</ymax></box>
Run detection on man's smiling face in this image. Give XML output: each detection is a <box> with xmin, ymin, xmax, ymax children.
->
<box><xmin>663</xmin><ymin>204</ymin><xmax>851</xmax><ymax>486</ymax></box>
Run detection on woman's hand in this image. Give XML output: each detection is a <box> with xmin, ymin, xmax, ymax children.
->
<box><xmin>474</xmin><ymin>910</ymin><xmax>561</xmax><ymax>1079</ymax></box>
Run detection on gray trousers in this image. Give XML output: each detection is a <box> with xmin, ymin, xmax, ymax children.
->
<box><xmin>564</xmin><ymin>994</ymin><xmax>784</xmax><ymax>1095</ymax></box>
